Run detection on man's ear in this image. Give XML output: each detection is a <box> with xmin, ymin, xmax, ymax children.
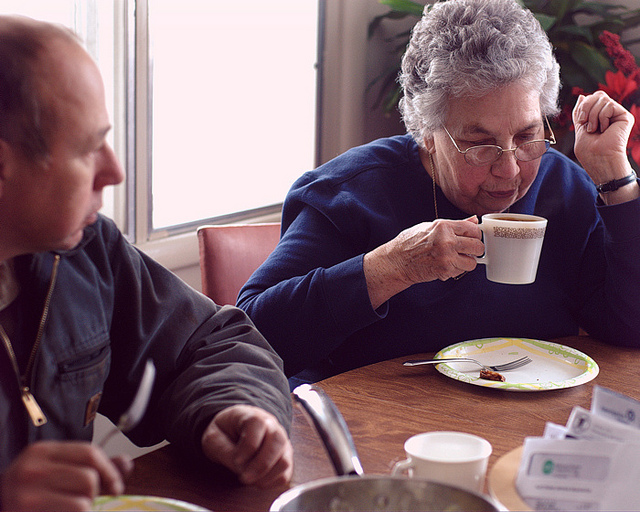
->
<box><xmin>0</xmin><ymin>140</ymin><xmax>7</xmax><ymax>195</ymax></box>
<box><xmin>0</xmin><ymin>139</ymin><xmax>17</xmax><ymax>198</ymax></box>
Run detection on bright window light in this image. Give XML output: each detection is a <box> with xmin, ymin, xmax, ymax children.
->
<box><xmin>149</xmin><ymin>0</ymin><xmax>319</xmax><ymax>229</ymax></box>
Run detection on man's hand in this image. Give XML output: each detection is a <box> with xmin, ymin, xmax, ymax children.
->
<box><xmin>201</xmin><ymin>405</ymin><xmax>293</xmax><ymax>488</ymax></box>
<box><xmin>1</xmin><ymin>441</ymin><xmax>133</xmax><ymax>511</ymax></box>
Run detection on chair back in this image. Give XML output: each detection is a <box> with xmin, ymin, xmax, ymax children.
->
<box><xmin>197</xmin><ymin>223</ymin><xmax>281</xmax><ymax>305</ymax></box>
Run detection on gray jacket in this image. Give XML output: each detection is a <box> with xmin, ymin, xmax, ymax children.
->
<box><xmin>0</xmin><ymin>215</ymin><xmax>291</xmax><ymax>472</ymax></box>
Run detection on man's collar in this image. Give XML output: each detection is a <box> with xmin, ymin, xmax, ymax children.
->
<box><xmin>0</xmin><ymin>259</ymin><xmax>19</xmax><ymax>312</ymax></box>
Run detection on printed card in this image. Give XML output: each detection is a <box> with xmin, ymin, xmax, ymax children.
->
<box><xmin>591</xmin><ymin>385</ymin><xmax>640</xmax><ymax>428</ymax></box>
<box><xmin>516</xmin><ymin>437</ymin><xmax>640</xmax><ymax>510</ymax></box>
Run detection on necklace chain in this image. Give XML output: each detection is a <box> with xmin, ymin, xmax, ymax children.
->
<box><xmin>429</xmin><ymin>152</ymin><xmax>438</xmax><ymax>219</ymax></box>
<box><xmin>430</xmin><ymin>153</ymin><xmax>464</xmax><ymax>280</ymax></box>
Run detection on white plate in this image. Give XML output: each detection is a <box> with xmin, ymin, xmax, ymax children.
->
<box><xmin>433</xmin><ymin>337</ymin><xmax>598</xmax><ymax>391</ymax></box>
<box><xmin>93</xmin><ymin>495</ymin><xmax>209</xmax><ymax>511</ymax></box>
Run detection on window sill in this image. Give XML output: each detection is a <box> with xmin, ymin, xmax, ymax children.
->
<box><xmin>134</xmin><ymin>210</ymin><xmax>282</xmax><ymax>291</ymax></box>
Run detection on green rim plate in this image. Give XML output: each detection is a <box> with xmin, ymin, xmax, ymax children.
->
<box><xmin>93</xmin><ymin>495</ymin><xmax>209</xmax><ymax>511</ymax></box>
<box><xmin>433</xmin><ymin>337</ymin><xmax>598</xmax><ymax>391</ymax></box>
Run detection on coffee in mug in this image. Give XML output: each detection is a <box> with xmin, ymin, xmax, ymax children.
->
<box><xmin>475</xmin><ymin>213</ymin><xmax>547</xmax><ymax>284</ymax></box>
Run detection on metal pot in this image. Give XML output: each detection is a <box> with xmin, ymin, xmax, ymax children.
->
<box><xmin>270</xmin><ymin>384</ymin><xmax>502</xmax><ymax>511</ymax></box>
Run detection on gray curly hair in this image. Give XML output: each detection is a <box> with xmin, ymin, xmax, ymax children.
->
<box><xmin>399</xmin><ymin>0</ymin><xmax>560</xmax><ymax>148</ymax></box>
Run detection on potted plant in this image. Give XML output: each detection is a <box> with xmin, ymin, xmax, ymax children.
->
<box><xmin>369</xmin><ymin>0</ymin><xmax>640</xmax><ymax>138</ymax></box>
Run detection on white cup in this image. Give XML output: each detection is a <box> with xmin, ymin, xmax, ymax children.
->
<box><xmin>391</xmin><ymin>431</ymin><xmax>492</xmax><ymax>493</ymax></box>
<box><xmin>475</xmin><ymin>213</ymin><xmax>547</xmax><ymax>284</ymax></box>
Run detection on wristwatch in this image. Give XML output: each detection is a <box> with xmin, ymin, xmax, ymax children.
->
<box><xmin>596</xmin><ymin>171</ymin><xmax>637</xmax><ymax>194</ymax></box>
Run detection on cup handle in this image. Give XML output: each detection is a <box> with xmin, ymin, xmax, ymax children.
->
<box><xmin>475</xmin><ymin>223</ymin><xmax>487</xmax><ymax>265</ymax></box>
<box><xmin>391</xmin><ymin>459</ymin><xmax>414</xmax><ymax>477</ymax></box>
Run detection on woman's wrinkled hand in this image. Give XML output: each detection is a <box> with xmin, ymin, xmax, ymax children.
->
<box><xmin>201</xmin><ymin>405</ymin><xmax>293</xmax><ymax>489</ymax></box>
<box><xmin>364</xmin><ymin>216</ymin><xmax>484</xmax><ymax>309</ymax></box>
<box><xmin>572</xmin><ymin>90</ymin><xmax>636</xmax><ymax>186</ymax></box>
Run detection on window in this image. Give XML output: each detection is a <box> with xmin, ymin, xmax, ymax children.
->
<box><xmin>7</xmin><ymin>1</ymin><xmax>320</xmax><ymax>244</ymax></box>
<box><xmin>147</xmin><ymin>0</ymin><xmax>319</xmax><ymax>233</ymax></box>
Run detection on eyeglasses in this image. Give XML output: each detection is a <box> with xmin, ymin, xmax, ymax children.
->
<box><xmin>443</xmin><ymin>116</ymin><xmax>556</xmax><ymax>166</ymax></box>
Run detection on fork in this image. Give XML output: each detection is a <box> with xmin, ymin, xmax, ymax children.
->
<box><xmin>403</xmin><ymin>355</ymin><xmax>532</xmax><ymax>372</ymax></box>
<box><xmin>98</xmin><ymin>359</ymin><xmax>156</xmax><ymax>449</ymax></box>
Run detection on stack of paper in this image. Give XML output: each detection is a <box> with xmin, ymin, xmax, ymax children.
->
<box><xmin>516</xmin><ymin>386</ymin><xmax>640</xmax><ymax>510</ymax></box>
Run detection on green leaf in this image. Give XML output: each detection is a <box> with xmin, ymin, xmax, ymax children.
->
<box><xmin>534</xmin><ymin>13</ymin><xmax>558</xmax><ymax>32</ymax></box>
<box><xmin>545</xmin><ymin>0</ymin><xmax>573</xmax><ymax>21</ymax></box>
<box><xmin>368</xmin><ymin>15</ymin><xmax>385</xmax><ymax>39</ymax></box>
<box><xmin>368</xmin><ymin>11</ymin><xmax>415</xmax><ymax>39</ymax></box>
<box><xmin>624</xmin><ymin>36</ymin><xmax>640</xmax><ymax>47</ymax></box>
<box><xmin>620</xmin><ymin>12</ymin><xmax>640</xmax><ymax>30</ymax></box>
<box><xmin>555</xmin><ymin>24</ymin><xmax>595</xmax><ymax>45</ymax></box>
<box><xmin>590</xmin><ymin>19</ymin><xmax>626</xmax><ymax>37</ymax></box>
<box><xmin>556</xmin><ymin>55</ymin><xmax>599</xmax><ymax>96</ymax></box>
<box><xmin>367</xmin><ymin>63</ymin><xmax>401</xmax><ymax>91</ymax></box>
<box><xmin>368</xmin><ymin>70</ymin><xmax>402</xmax><ymax>110</ymax></box>
<box><xmin>383</xmin><ymin>86</ymin><xmax>403</xmax><ymax>113</ymax></box>
<box><xmin>379</xmin><ymin>0</ymin><xmax>426</xmax><ymax>17</ymax></box>
<box><xmin>569</xmin><ymin>41</ymin><xmax>614</xmax><ymax>83</ymax></box>
<box><xmin>368</xmin><ymin>1</ymin><xmax>425</xmax><ymax>39</ymax></box>
<box><xmin>575</xmin><ymin>2</ymin><xmax>632</xmax><ymax>18</ymax></box>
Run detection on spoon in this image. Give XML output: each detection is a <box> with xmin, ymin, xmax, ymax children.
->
<box><xmin>98</xmin><ymin>359</ymin><xmax>156</xmax><ymax>449</ymax></box>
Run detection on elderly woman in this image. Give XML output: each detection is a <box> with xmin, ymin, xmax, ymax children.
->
<box><xmin>238</xmin><ymin>0</ymin><xmax>640</xmax><ymax>385</ymax></box>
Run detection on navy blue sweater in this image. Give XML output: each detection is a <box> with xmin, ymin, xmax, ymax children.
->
<box><xmin>238</xmin><ymin>134</ymin><xmax>640</xmax><ymax>383</ymax></box>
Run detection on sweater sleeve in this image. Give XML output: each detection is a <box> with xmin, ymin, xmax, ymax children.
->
<box><xmin>237</xmin><ymin>136</ymin><xmax>433</xmax><ymax>377</ymax></box>
<box><xmin>577</xmin><ymin>191</ymin><xmax>640</xmax><ymax>346</ymax></box>
<box><xmin>237</xmin><ymin>206</ymin><xmax>387</xmax><ymax>377</ymax></box>
<box><xmin>98</xmin><ymin>219</ymin><xmax>292</xmax><ymax>460</ymax></box>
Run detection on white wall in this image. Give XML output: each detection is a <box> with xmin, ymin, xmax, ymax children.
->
<box><xmin>318</xmin><ymin>0</ymin><xmax>410</xmax><ymax>163</ymax></box>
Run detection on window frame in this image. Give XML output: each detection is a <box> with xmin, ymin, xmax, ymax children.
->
<box><xmin>125</xmin><ymin>0</ymin><xmax>323</xmax><ymax>256</ymax></box>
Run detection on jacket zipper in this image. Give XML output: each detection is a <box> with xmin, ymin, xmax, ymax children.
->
<box><xmin>0</xmin><ymin>254</ymin><xmax>60</xmax><ymax>426</ymax></box>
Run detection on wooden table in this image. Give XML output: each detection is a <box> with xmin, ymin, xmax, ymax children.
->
<box><xmin>124</xmin><ymin>336</ymin><xmax>640</xmax><ymax>511</ymax></box>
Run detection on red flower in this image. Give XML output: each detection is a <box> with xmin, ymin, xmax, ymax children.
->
<box><xmin>600</xmin><ymin>31</ymin><xmax>639</xmax><ymax>76</ymax></box>
<box><xmin>571</xmin><ymin>86</ymin><xmax>585</xmax><ymax>97</ymax></box>
<box><xmin>598</xmin><ymin>70</ymin><xmax>638</xmax><ymax>104</ymax></box>
<box><xmin>629</xmin><ymin>104</ymin><xmax>640</xmax><ymax>167</ymax></box>
<box><xmin>555</xmin><ymin>103</ymin><xmax>574</xmax><ymax>128</ymax></box>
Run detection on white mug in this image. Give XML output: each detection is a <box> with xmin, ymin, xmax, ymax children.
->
<box><xmin>391</xmin><ymin>431</ymin><xmax>492</xmax><ymax>493</ymax></box>
<box><xmin>475</xmin><ymin>213</ymin><xmax>547</xmax><ymax>284</ymax></box>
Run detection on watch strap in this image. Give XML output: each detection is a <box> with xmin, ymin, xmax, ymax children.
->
<box><xmin>596</xmin><ymin>171</ymin><xmax>637</xmax><ymax>194</ymax></box>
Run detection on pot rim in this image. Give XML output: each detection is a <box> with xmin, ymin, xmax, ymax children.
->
<box><xmin>270</xmin><ymin>474</ymin><xmax>502</xmax><ymax>512</ymax></box>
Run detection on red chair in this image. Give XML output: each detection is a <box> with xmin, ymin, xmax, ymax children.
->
<box><xmin>197</xmin><ymin>223</ymin><xmax>281</xmax><ymax>305</ymax></box>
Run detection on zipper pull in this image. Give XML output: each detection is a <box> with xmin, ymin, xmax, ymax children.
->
<box><xmin>21</xmin><ymin>386</ymin><xmax>47</xmax><ymax>426</ymax></box>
